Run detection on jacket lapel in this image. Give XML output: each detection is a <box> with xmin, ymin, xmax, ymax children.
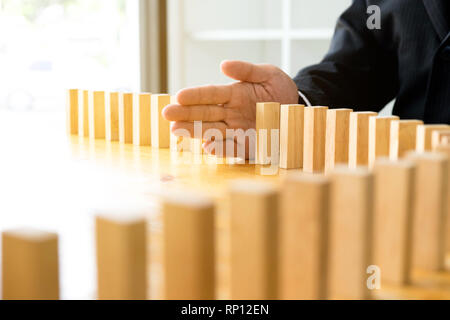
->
<box><xmin>422</xmin><ymin>0</ymin><xmax>449</xmax><ymax>41</ymax></box>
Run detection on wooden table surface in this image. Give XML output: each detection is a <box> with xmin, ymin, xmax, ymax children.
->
<box><xmin>0</xmin><ymin>110</ymin><xmax>449</xmax><ymax>300</ymax></box>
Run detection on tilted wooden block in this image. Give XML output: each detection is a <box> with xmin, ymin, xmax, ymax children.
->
<box><xmin>133</xmin><ymin>93</ymin><xmax>152</xmax><ymax>146</ymax></box>
<box><xmin>162</xmin><ymin>192</ymin><xmax>215</xmax><ymax>300</ymax></box>
<box><xmin>119</xmin><ymin>93</ymin><xmax>134</xmax><ymax>144</ymax></box>
<box><xmin>279</xmin><ymin>173</ymin><xmax>329</xmax><ymax>299</ymax></box>
<box><xmin>96</xmin><ymin>215</ymin><xmax>148</xmax><ymax>300</ymax></box>
<box><xmin>368</xmin><ymin>115</ymin><xmax>399</xmax><ymax>168</ymax></box>
<box><xmin>431</xmin><ymin>129</ymin><xmax>450</xmax><ymax>150</ymax></box>
<box><xmin>66</xmin><ymin>89</ymin><xmax>79</xmax><ymax>135</ymax></box>
<box><xmin>2</xmin><ymin>229</ymin><xmax>59</xmax><ymax>300</ymax></box>
<box><xmin>303</xmin><ymin>106</ymin><xmax>328</xmax><ymax>173</ymax></box>
<box><xmin>325</xmin><ymin>108</ymin><xmax>352</xmax><ymax>172</ymax></box>
<box><xmin>373</xmin><ymin>159</ymin><xmax>415</xmax><ymax>285</ymax></box>
<box><xmin>78</xmin><ymin>90</ymin><xmax>89</xmax><ymax>137</ymax></box>
<box><xmin>328</xmin><ymin>166</ymin><xmax>374</xmax><ymax>299</ymax></box>
<box><xmin>256</xmin><ymin>102</ymin><xmax>281</xmax><ymax>165</ymax></box>
<box><xmin>416</xmin><ymin>124</ymin><xmax>449</xmax><ymax>152</ymax></box>
<box><xmin>88</xmin><ymin>91</ymin><xmax>106</xmax><ymax>140</ymax></box>
<box><xmin>151</xmin><ymin>94</ymin><xmax>171</xmax><ymax>148</ymax></box>
<box><xmin>408</xmin><ymin>152</ymin><xmax>449</xmax><ymax>271</ymax></box>
<box><xmin>279</xmin><ymin>104</ymin><xmax>304</xmax><ymax>169</ymax></box>
<box><xmin>349</xmin><ymin>111</ymin><xmax>378</xmax><ymax>168</ymax></box>
<box><xmin>105</xmin><ymin>92</ymin><xmax>119</xmax><ymax>142</ymax></box>
<box><xmin>229</xmin><ymin>180</ymin><xmax>278</xmax><ymax>300</ymax></box>
<box><xmin>389</xmin><ymin>119</ymin><xmax>423</xmax><ymax>160</ymax></box>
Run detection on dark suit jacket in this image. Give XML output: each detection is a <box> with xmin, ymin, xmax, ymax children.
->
<box><xmin>294</xmin><ymin>0</ymin><xmax>450</xmax><ymax>124</ymax></box>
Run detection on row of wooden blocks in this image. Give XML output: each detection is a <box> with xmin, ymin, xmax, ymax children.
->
<box><xmin>2</xmin><ymin>148</ymin><xmax>450</xmax><ymax>300</ymax></box>
<box><xmin>257</xmin><ymin>103</ymin><xmax>450</xmax><ymax>170</ymax></box>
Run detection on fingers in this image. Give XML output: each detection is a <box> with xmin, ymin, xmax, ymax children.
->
<box><xmin>176</xmin><ymin>84</ymin><xmax>232</xmax><ymax>106</ymax></box>
<box><xmin>220</xmin><ymin>60</ymin><xmax>274</xmax><ymax>83</ymax></box>
<box><xmin>163</xmin><ymin>104</ymin><xmax>227</xmax><ymax>122</ymax></box>
<box><xmin>171</xmin><ymin>121</ymin><xmax>229</xmax><ymax>138</ymax></box>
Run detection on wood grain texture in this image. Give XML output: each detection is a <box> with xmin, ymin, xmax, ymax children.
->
<box><xmin>325</xmin><ymin>108</ymin><xmax>352</xmax><ymax>172</ymax></box>
<box><xmin>256</xmin><ymin>102</ymin><xmax>280</xmax><ymax>165</ymax></box>
<box><xmin>389</xmin><ymin>120</ymin><xmax>423</xmax><ymax>160</ymax></box>
<box><xmin>303</xmin><ymin>106</ymin><xmax>328</xmax><ymax>173</ymax></box>
<box><xmin>328</xmin><ymin>166</ymin><xmax>374</xmax><ymax>299</ymax></box>
<box><xmin>133</xmin><ymin>93</ymin><xmax>152</xmax><ymax>146</ymax></box>
<box><xmin>95</xmin><ymin>215</ymin><xmax>147</xmax><ymax>300</ymax></box>
<box><xmin>105</xmin><ymin>92</ymin><xmax>119</xmax><ymax>142</ymax></box>
<box><xmin>349</xmin><ymin>111</ymin><xmax>378</xmax><ymax>168</ymax></box>
<box><xmin>78</xmin><ymin>90</ymin><xmax>89</xmax><ymax>137</ymax></box>
<box><xmin>2</xmin><ymin>229</ymin><xmax>59</xmax><ymax>300</ymax></box>
<box><xmin>151</xmin><ymin>94</ymin><xmax>171</xmax><ymax>148</ymax></box>
<box><xmin>88</xmin><ymin>91</ymin><xmax>106</xmax><ymax>140</ymax></box>
<box><xmin>368</xmin><ymin>116</ymin><xmax>399</xmax><ymax>168</ymax></box>
<box><xmin>279</xmin><ymin>104</ymin><xmax>304</xmax><ymax>169</ymax></box>
<box><xmin>416</xmin><ymin>124</ymin><xmax>449</xmax><ymax>152</ymax></box>
<box><xmin>162</xmin><ymin>193</ymin><xmax>215</xmax><ymax>300</ymax></box>
<box><xmin>66</xmin><ymin>89</ymin><xmax>78</xmax><ymax>135</ymax></box>
<box><xmin>408</xmin><ymin>152</ymin><xmax>448</xmax><ymax>272</ymax></box>
<box><xmin>119</xmin><ymin>93</ymin><xmax>133</xmax><ymax>144</ymax></box>
<box><xmin>279</xmin><ymin>173</ymin><xmax>329</xmax><ymax>299</ymax></box>
<box><xmin>373</xmin><ymin>159</ymin><xmax>415</xmax><ymax>285</ymax></box>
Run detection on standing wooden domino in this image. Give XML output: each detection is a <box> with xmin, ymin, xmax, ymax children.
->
<box><xmin>133</xmin><ymin>93</ymin><xmax>152</xmax><ymax>146</ymax></box>
<box><xmin>256</xmin><ymin>102</ymin><xmax>281</xmax><ymax>165</ymax></box>
<box><xmin>434</xmin><ymin>144</ymin><xmax>450</xmax><ymax>253</ymax></box>
<box><xmin>431</xmin><ymin>129</ymin><xmax>450</xmax><ymax>150</ymax></box>
<box><xmin>229</xmin><ymin>180</ymin><xmax>278</xmax><ymax>300</ymax></box>
<box><xmin>105</xmin><ymin>92</ymin><xmax>119</xmax><ymax>142</ymax></box>
<box><xmin>416</xmin><ymin>124</ymin><xmax>449</xmax><ymax>152</ymax></box>
<box><xmin>349</xmin><ymin>111</ymin><xmax>378</xmax><ymax>168</ymax></box>
<box><xmin>279</xmin><ymin>173</ymin><xmax>329</xmax><ymax>299</ymax></box>
<box><xmin>151</xmin><ymin>94</ymin><xmax>171</xmax><ymax>148</ymax></box>
<box><xmin>66</xmin><ymin>89</ymin><xmax>79</xmax><ymax>135</ymax></box>
<box><xmin>162</xmin><ymin>192</ymin><xmax>215</xmax><ymax>300</ymax></box>
<box><xmin>279</xmin><ymin>104</ymin><xmax>304</xmax><ymax>169</ymax></box>
<box><xmin>368</xmin><ymin>115</ymin><xmax>400</xmax><ymax>168</ymax></box>
<box><xmin>303</xmin><ymin>106</ymin><xmax>328</xmax><ymax>173</ymax></box>
<box><xmin>78</xmin><ymin>90</ymin><xmax>89</xmax><ymax>137</ymax></box>
<box><xmin>389</xmin><ymin>119</ymin><xmax>423</xmax><ymax>160</ymax></box>
<box><xmin>119</xmin><ymin>93</ymin><xmax>134</xmax><ymax>144</ymax></box>
<box><xmin>88</xmin><ymin>91</ymin><xmax>106</xmax><ymax>140</ymax></box>
<box><xmin>408</xmin><ymin>152</ymin><xmax>449</xmax><ymax>271</ymax></box>
<box><xmin>96</xmin><ymin>215</ymin><xmax>148</xmax><ymax>300</ymax></box>
<box><xmin>325</xmin><ymin>108</ymin><xmax>352</xmax><ymax>172</ymax></box>
<box><xmin>2</xmin><ymin>229</ymin><xmax>59</xmax><ymax>300</ymax></box>
<box><xmin>170</xmin><ymin>95</ymin><xmax>191</xmax><ymax>152</ymax></box>
<box><xmin>328</xmin><ymin>166</ymin><xmax>374</xmax><ymax>299</ymax></box>
<box><xmin>373</xmin><ymin>159</ymin><xmax>415</xmax><ymax>285</ymax></box>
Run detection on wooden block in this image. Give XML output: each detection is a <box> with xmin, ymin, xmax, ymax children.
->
<box><xmin>416</xmin><ymin>124</ymin><xmax>449</xmax><ymax>152</ymax></box>
<box><xmin>431</xmin><ymin>129</ymin><xmax>450</xmax><ymax>150</ymax></box>
<box><xmin>373</xmin><ymin>159</ymin><xmax>415</xmax><ymax>285</ymax></box>
<box><xmin>279</xmin><ymin>104</ymin><xmax>304</xmax><ymax>169</ymax></box>
<box><xmin>95</xmin><ymin>215</ymin><xmax>147</xmax><ymax>300</ymax></box>
<box><xmin>66</xmin><ymin>89</ymin><xmax>78</xmax><ymax>135</ymax></box>
<box><xmin>162</xmin><ymin>192</ymin><xmax>215</xmax><ymax>300</ymax></box>
<box><xmin>119</xmin><ymin>93</ymin><xmax>133</xmax><ymax>144</ymax></box>
<box><xmin>169</xmin><ymin>95</ymin><xmax>191</xmax><ymax>152</ymax></box>
<box><xmin>368</xmin><ymin>116</ymin><xmax>399</xmax><ymax>168</ymax></box>
<box><xmin>78</xmin><ymin>90</ymin><xmax>89</xmax><ymax>137</ymax></box>
<box><xmin>279</xmin><ymin>173</ymin><xmax>329</xmax><ymax>299</ymax></box>
<box><xmin>389</xmin><ymin>119</ymin><xmax>423</xmax><ymax>160</ymax></box>
<box><xmin>229</xmin><ymin>180</ymin><xmax>278</xmax><ymax>300</ymax></box>
<box><xmin>133</xmin><ymin>93</ymin><xmax>152</xmax><ymax>146</ymax></box>
<box><xmin>303</xmin><ymin>106</ymin><xmax>328</xmax><ymax>173</ymax></box>
<box><xmin>328</xmin><ymin>166</ymin><xmax>374</xmax><ymax>299</ymax></box>
<box><xmin>256</xmin><ymin>102</ymin><xmax>281</xmax><ymax>165</ymax></box>
<box><xmin>151</xmin><ymin>94</ymin><xmax>171</xmax><ymax>148</ymax></box>
<box><xmin>88</xmin><ymin>91</ymin><xmax>106</xmax><ymax>140</ymax></box>
<box><xmin>349</xmin><ymin>111</ymin><xmax>378</xmax><ymax>168</ymax></box>
<box><xmin>2</xmin><ymin>229</ymin><xmax>59</xmax><ymax>300</ymax></box>
<box><xmin>105</xmin><ymin>92</ymin><xmax>119</xmax><ymax>142</ymax></box>
<box><xmin>408</xmin><ymin>152</ymin><xmax>448</xmax><ymax>271</ymax></box>
<box><xmin>325</xmin><ymin>108</ymin><xmax>352</xmax><ymax>172</ymax></box>
<box><xmin>434</xmin><ymin>145</ymin><xmax>450</xmax><ymax>254</ymax></box>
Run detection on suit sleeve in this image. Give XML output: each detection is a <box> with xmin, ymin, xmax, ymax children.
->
<box><xmin>293</xmin><ymin>0</ymin><xmax>398</xmax><ymax>111</ymax></box>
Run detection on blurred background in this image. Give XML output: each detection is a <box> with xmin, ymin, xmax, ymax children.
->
<box><xmin>0</xmin><ymin>0</ymin><xmax>353</xmax><ymax>112</ymax></box>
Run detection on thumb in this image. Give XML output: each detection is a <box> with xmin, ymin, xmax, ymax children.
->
<box><xmin>220</xmin><ymin>60</ymin><xmax>274</xmax><ymax>83</ymax></box>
